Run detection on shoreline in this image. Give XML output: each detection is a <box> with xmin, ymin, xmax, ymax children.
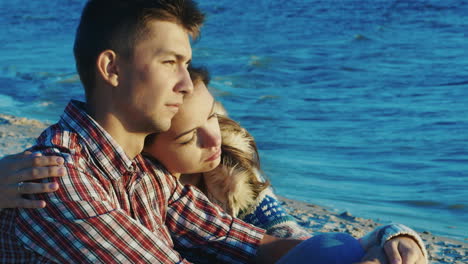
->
<box><xmin>278</xmin><ymin>196</ymin><xmax>467</xmax><ymax>264</ymax></box>
<box><xmin>1</xmin><ymin>113</ymin><xmax>467</xmax><ymax>263</ymax></box>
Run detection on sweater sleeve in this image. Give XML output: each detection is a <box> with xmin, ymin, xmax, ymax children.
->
<box><xmin>238</xmin><ymin>187</ymin><xmax>311</xmax><ymax>240</ymax></box>
<box><xmin>359</xmin><ymin>223</ymin><xmax>428</xmax><ymax>261</ymax></box>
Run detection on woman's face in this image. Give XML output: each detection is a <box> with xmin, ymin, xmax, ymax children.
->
<box><xmin>144</xmin><ymin>81</ymin><xmax>222</xmax><ymax>175</ymax></box>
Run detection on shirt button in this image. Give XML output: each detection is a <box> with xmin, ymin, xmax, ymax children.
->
<box><xmin>128</xmin><ymin>163</ymin><xmax>136</xmax><ymax>172</ymax></box>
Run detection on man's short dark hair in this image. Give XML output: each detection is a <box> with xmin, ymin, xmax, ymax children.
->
<box><xmin>189</xmin><ymin>65</ymin><xmax>210</xmax><ymax>86</ymax></box>
<box><xmin>74</xmin><ymin>0</ymin><xmax>205</xmax><ymax>99</ymax></box>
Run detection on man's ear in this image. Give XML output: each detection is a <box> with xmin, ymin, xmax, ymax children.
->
<box><xmin>96</xmin><ymin>50</ymin><xmax>119</xmax><ymax>87</ymax></box>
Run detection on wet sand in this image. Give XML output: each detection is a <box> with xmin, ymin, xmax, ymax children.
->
<box><xmin>0</xmin><ymin>113</ymin><xmax>466</xmax><ymax>263</ymax></box>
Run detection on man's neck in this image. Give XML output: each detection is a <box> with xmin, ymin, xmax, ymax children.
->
<box><xmin>86</xmin><ymin>102</ymin><xmax>147</xmax><ymax>160</ymax></box>
<box><xmin>179</xmin><ymin>173</ymin><xmax>203</xmax><ymax>187</ymax></box>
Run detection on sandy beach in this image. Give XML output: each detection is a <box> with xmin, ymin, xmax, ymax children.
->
<box><xmin>1</xmin><ymin>113</ymin><xmax>466</xmax><ymax>263</ymax></box>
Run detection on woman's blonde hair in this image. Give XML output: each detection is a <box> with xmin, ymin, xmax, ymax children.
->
<box><xmin>202</xmin><ymin>104</ymin><xmax>270</xmax><ymax>216</ymax></box>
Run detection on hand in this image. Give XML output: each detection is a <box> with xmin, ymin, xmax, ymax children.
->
<box><xmin>357</xmin><ymin>236</ymin><xmax>426</xmax><ymax>264</ymax></box>
<box><xmin>355</xmin><ymin>261</ymin><xmax>384</xmax><ymax>264</ymax></box>
<box><xmin>355</xmin><ymin>245</ymin><xmax>388</xmax><ymax>264</ymax></box>
<box><xmin>0</xmin><ymin>151</ymin><xmax>65</xmax><ymax>209</ymax></box>
<box><xmin>383</xmin><ymin>236</ymin><xmax>426</xmax><ymax>264</ymax></box>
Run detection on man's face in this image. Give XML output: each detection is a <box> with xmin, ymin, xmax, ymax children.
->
<box><xmin>116</xmin><ymin>20</ymin><xmax>193</xmax><ymax>133</ymax></box>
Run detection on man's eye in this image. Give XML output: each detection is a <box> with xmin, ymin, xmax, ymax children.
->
<box><xmin>163</xmin><ymin>60</ymin><xmax>176</xmax><ymax>65</ymax></box>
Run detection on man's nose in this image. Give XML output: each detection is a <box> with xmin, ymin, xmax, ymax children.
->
<box><xmin>174</xmin><ymin>66</ymin><xmax>194</xmax><ymax>95</ymax></box>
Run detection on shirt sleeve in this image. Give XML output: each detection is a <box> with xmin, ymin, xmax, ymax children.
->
<box><xmin>16</xmin><ymin>164</ymin><xmax>190</xmax><ymax>264</ymax></box>
<box><xmin>165</xmin><ymin>178</ymin><xmax>266</xmax><ymax>264</ymax></box>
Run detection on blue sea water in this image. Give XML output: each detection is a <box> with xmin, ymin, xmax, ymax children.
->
<box><xmin>0</xmin><ymin>0</ymin><xmax>467</xmax><ymax>241</ymax></box>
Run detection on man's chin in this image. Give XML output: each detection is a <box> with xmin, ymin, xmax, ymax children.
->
<box><xmin>152</xmin><ymin>118</ymin><xmax>172</xmax><ymax>133</ymax></box>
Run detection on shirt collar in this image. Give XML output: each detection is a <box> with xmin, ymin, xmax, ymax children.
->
<box><xmin>61</xmin><ymin>100</ymin><xmax>136</xmax><ymax>179</ymax></box>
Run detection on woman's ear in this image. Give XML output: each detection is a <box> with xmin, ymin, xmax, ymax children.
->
<box><xmin>96</xmin><ymin>50</ymin><xmax>119</xmax><ymax>87</ymax></box>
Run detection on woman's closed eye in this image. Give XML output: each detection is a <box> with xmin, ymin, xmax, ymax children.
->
<box><xmin>179</xmin><ymin>113</ymin><xmax>217</xmax><ymax>145</ymax></box>
<box><xmin>180</xmin><ymin>131</ymin><xmax>196</xmax><ymax>145</ymax></box>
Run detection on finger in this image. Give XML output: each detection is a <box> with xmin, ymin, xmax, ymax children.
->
<box><xmin>399</xmin><ymin>243</ymin><xmax>419</xmax><ymax>264</ymax></box>
<box><xmin>354</xmin><ymin>261</ymin><xmax>381</xmax><ymax>264</ymax></box>
<box><xmin>18</xmin><ymin>182</ymin><xmax>59</xmax><ymax>195</ymax></box>
<box><xmin>8</xmin><ymin>155</ymin><xmax>64</xmax><ymax>172</ymax></box>
<box><xmin>15</xmin><ymin>198</ymin><xmax>47</xmax><ymax>209</ymax></box>
<box><xmin>16</xmin><ymin>166</ymin><xmax>66</xmax><ymax>183</ymax></box>
<box><xmin>3</xmin><ymin>151</ymin><xmax>37</xmax><ymax>160</ymax></box>
<box><xmin>361</xmin><ymin>246</ymin><xmax>388</xmax><ymax>264</ymax></box>
<box><xmin>384</xmin><ymin>240</ymin><xmax>402</xmax><ymax>264</ymax></box>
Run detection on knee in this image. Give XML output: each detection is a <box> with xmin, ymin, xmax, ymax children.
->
<box><xmin>277</xmin><ymin>233</ymin><xmax>365</xmax><ymax>264</ymax></box>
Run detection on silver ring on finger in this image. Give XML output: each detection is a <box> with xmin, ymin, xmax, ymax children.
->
<box><xmin>17</xmin><ymin>182</ymin><xmax>25</xmax><ymax>194</ymax></box>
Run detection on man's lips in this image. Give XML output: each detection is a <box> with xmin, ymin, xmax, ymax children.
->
<box><xmin>166</xmin><ymin>103</ymin><xmax>181</xmax><ymax>113</ymax></box>
<box><xmin>205</xmin><ymin>148</ymin><xmax>221</xmax><ymax>162</ymax></box>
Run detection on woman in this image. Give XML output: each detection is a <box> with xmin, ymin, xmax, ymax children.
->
<box><xmin>143</xmin><ymin>73</ymin><xmax>310</xmax><ymax>239</ymax></box>
<box><xmin>0</xmin><ymin>67</ymin><xmax>427</xmax><ymax>263</ymax></box>
<box><xmin>143</xmin><ymin>67</ymin><xmax>427</xmax><ymax>263</ymax></box>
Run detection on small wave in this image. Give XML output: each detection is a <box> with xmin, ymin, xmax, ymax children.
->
<box><xmin>238</xmin><ymin>115</ymin><xmax>278</xmax><ymax>121</ymax></box>
<box><xmin>295</xmin><ymin>117</ymin><xmax>329</xmax><ymax>122</ymax></box>
<box><xmin>396</xmin><ymin>200</ymin><xmax>467</xmax><ymax>212</ymax></box>
<box><xmin>431</xmin><ymin>121</ymin><xmax>461</xmax><ymax>126</ymax></box>
<box><xmin>300</xmin><ymin>65</ymin><xmax>321</xmax><ymax>71</ymax></box>
<box><xmin>432</xmin><ymin>158</ymin><xmax>468</xmax><ymax>164</ymax></box>
<box><xmin>37</xmin><ymin>101</ymin><xmax>54</xmax><ymax>107</ymax></box>
<box><xmin>0</xmin><ymin>94</ymin><xmax>19</xmax><ymax>107</ymax></box>
<box><xmin>397</xmin><ymin>200</ymin><xmax>441</xmax><ymax>207</ymax></box>
<box><xmin>21</xmin><ymin>15</ymin><xmax>57</xmax><ymax>22</ymax></box>
<box><xmin>422</xmin><ymin>3</ymin><xmax>456</xmax><ymax>12</ymax></box>
<box><xmin>386</xmin><ymin>161</ymin><xmax>435</xmax><ymax>171</ymax></box>
<box><xmin>248</xmin><ymin>56</ymin><xmax>272</xmax><ymax>68</ymax></box>
<box><xmin>389</xmin><ymin>2</ymin><xmax>456</xmax><ymax>13</ymax></box>
<box><xmin>303</xmin><ymin>97</ymin><xmax>338</xmax><ymax>102</ymax></box>
<box><xmin>437</xmin><ymin>80</ymin><xmax>468</xmax><ymax>87</ymax></box>
<box><xmin>340</xmin><ymin>66</ymin><xmax>365</xmax><ymax>72</ymax></box>
<box><xmin>258</xmin><ymin>95</ymin><xmax>280</xmax><ymax>101</ymax></box>
<box><xmin>353</xmin><ymin>34</ymin><xmax>371</xmax><ymax>41</ymax></box>
<box><xmin>13</xmin><ymin>71</ymin><xmax>77</xmax><ymax>83</ymax></box>
<box><xmin>448</xmin><ymin>204</ymin><xmax>466</xmax><ymax>211</ymax></box>
<box><xmin>56</xmin><ymin>75</ymin><xmax>80</xmax><ymax>84</ymax></box>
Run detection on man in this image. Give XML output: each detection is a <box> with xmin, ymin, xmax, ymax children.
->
<box><xmin>0</xmin><ymin>1</ymin><xmax>426</xmax><ymax>263</ymax></box>
<box><xmin>0</xmin><ymin>0</ymin><xmax>296</xmax><ymax>263</ymax></box>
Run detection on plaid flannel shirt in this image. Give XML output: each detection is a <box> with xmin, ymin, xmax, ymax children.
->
<box><xmin>0</xmin><ymin>100</ymin><xmax>265</xmax><ymax>263</ymax></box>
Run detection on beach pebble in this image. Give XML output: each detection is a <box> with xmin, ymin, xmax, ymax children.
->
<box><xmin>339</xmin><ymin>211</ymin><xmax>353</xmax><ymax>218</ymax></box>
<box><xmin>0</xmin><ymin>118</ymin><xmax>10</xmax><ymax>125</ymax></box>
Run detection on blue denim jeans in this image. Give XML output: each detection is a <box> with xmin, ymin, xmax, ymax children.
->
<box><xmin>276</xmin><ymin>233</ymin><xmax>365</xmax><ymax>264</ymax></box>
